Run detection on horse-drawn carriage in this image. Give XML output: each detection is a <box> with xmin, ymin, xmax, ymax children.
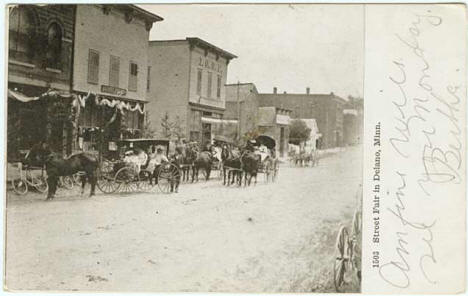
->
<box><xmin>254</xmin><ymin>135</ymin><xmax>279</xmax><ymax>182</ymax></box>
<box><xmin>96</xmin><ymin>138</ymin><xmax>181</xmax><ymax>194</ymax></box>
<box><xmin>220</xmin><ymin>135</ymin><xmax>279</xmax><ymax>186</ymax></box>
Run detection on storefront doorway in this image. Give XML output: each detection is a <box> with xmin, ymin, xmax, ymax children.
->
<box><xmin>202</xmin><ymin>123</ymin><xmax>212</xmax><ymax>148</ymax></box>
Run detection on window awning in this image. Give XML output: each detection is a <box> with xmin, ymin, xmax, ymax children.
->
<box><xmin>201</xmin><ymin>117</ymin><xmax>238</xmax><ymax>125</ymax></box>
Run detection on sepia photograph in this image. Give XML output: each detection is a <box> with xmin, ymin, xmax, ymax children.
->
<box><xmin>5</xmin><ymin>4</ymin><xmax>364</xmax><ymax>293</ymax></box>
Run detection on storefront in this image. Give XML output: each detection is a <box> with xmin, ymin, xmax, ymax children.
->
<box><xmin>74</xmin><ymin>92</ymin><xmax>145</xmax><ymax>159</ymax></box>
<box><xmin>7</xmin><ymin>84</ymin><xmax>76</xmax><ymax>160</ymax></box>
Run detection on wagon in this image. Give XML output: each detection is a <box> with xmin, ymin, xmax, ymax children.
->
<box><xmin>254</xmin><ymin>135</ymin><xmax>279</xmax><ymax>182</ymax></box>
<box><xmin>96</xmin><ymin>138</ymin><xmax>180</xmax><ymax>194</ymax></box>
<box><xmin>333</xmin><ymin>186</ymin><xmax>362</xmax><ymax>292</ymax></box>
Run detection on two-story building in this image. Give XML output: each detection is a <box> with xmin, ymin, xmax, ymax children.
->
<box><xmin>7</xmin><ymin>5</ymin><xmax>76</xmax><ymax>159</ymax></box>
<box><xmin>72</xmin><ymin>4</ymin><xmax>162</xmax><ymax>155</ymax></box>
<box><xmin>147</xmin><ymin>38</ymin><xmax>237</xmax><ymax>147</ymax></box>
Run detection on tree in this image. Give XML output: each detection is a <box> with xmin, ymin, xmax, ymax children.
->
<box><xmin>160</xmin><ymin>112</ymin><xmax>185</xmax><ymax>141</ymax></box>
<box><xmin>289</xmin><ymin>119</ymin><xmax>311</xmax><ymax>145</ymax></box>
<box><xmin>141</xmin><ymin>111</ymin><xmax>156</xmax><ymax>138</ymax></box>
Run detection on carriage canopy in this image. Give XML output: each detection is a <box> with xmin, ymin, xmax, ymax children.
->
<box><xmin>255</xmin><ymin>135</ymin><xmax>276</xmax><ymax>150</ymax></box>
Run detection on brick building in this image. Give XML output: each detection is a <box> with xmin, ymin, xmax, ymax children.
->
<box><xmin>147</xmin><ymin>38</ymin><xmax>237</xmax><ymax>146</ymax></box>
<box><xmin>225</xmin><ymin>84</ymin><xmax>346</xmax><ymax>150</ymax></box>
<box><xmin>257</xmin><ymin>89</ymin><xmax>346</xmax><ymax>149</ymax></box>
<box><xmin>7</xmin><ymin>5</ymin><xmax>76</xmax><ymax>159</ymax></box>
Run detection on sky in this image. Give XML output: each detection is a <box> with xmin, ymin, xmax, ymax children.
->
<box><xmin>140</xmin><ymin>4</ymin><xmax>364</xmax><ymax>98</ymax></box>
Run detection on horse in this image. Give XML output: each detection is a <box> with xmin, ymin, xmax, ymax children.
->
<box><xmin>221</xmin><ymin>144</ymin><xmax>242</xmax><ymax>186</ymax></box>
<box><xmin>24</xmin><ymin>142</ymin><xmax>99</xmax><ymax>200</ymax></box>
<box><xmin>191</xmin><ymin>146</ymin><xmax>213</xmax><ymax>182</ymax></box>
<box><xmin>176</xmin><ymin>145</ymin><xmax>196</xmax><ymax>182</ymax></box>
<box><xmin>241</xmin><ymin>149</ymin><xmax>261</xmax><ymax>186</ymax></box>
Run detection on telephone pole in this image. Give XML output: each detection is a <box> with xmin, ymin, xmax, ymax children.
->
<box><xmin>236</xmin><ymin>81</ymin><xmax>240</xmax><ymax>142</ymax></box>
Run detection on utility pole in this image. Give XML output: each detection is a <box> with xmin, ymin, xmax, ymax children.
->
<box><xmin>236</xmin><ymin>81</ymin><xmax>240</xmax><ymax>142</ymax></box>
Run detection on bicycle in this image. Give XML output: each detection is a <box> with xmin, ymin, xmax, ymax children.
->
<box><xmin>11</xmin><ymin>163</ymin><xmax>48</xmax><ymax>195</ymax></box>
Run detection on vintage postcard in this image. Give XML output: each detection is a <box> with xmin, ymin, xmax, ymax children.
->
<box><xmin>3</xmin><ymin>2</ymin><xmax>466</xmax><ymax>294</ymax></box>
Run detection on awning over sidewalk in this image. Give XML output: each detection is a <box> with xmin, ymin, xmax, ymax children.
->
<box><xmin>8</xmin><ymin>89</ymin><xmax>41</xmax><ymax>102</ymax></box>
<box><xmin>201</xmin><ymin>117</ymin><xmax>238</xmax><ymax>143</ymax></box>
<box><xmin>201</xmin><ymin>117</ymin><xmax>238</xmax><ymax>125</ymax></box>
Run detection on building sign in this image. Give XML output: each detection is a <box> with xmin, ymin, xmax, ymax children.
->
<box><xmin>276</xmin><ymin>114</ymin><xmax>290</xmax><ymax>125</ymax></box>
<box><xmin>101</xmin><ymin>85</ymin><xmax>127</xmax><ymax>96</ymax></box>
<box><xmin>198</xmin><ymin>57</ymin><xmax>223</xmax><ymax>74</ymax></box>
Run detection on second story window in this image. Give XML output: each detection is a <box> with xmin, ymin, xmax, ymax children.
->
<box><xmin>46</xmin><ymin>22</ymin><xmax>62</xmax><ymax>69</ymax></box>
<box><xmin>128</xmin><ymin>62</ymin><xmax>138</xmax><ymax>91</ymax></box>
<box><xmin>87</xmin><ymin>49</ymin><xmax>99</xmax><ymax>84</ymax></box>
<box><xmin>147</xmin><ymin>66</ymin><xmax>151</xmax><ymax>91</ymax></box>
<box><xmin>207</xmin><ymin>72</ymin><xmax>212</xmax><ymax>98</ymax></box>
<box><xmin>9</xmin><ymin>6</ymin><xmax>37</xmax><ymax>62</ymax></box>
<box><xmin>196</xmin><ymin>69</ymin><xmax>202</xmax><ymax>96</ymax></box>
<box><xmin>109</xmin><ymin>55</ymin><xmax>120</xmax><ymax>87</ymax></box>
<box><xmin>217</xmin><ymin>75</ymin><xmax>222</xmax><ymax>98</ymax></box>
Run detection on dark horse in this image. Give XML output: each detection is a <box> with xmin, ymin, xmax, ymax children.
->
<box><xmin>25</xmin><ymin>142</ymin><xmax>99</xmax><ymax>200</ymax></box>
<box><xmin>221</xmin><ymin>144</ymin><xmax>242</xmax><ymax>186</ymax></box>
<box><xmin>176</xmin><ymin>145</ymin><xmax>196</xmax><ymax>182</ymax></box>
<box><xmin>192</xmin><ymin>146</ymin><xmax>213</xmax><ymax>182</ymax></box>
<box><xmin>241</xmin><ymin>149</ymin><xmax>261</xmax><ymax>186</ymax></box>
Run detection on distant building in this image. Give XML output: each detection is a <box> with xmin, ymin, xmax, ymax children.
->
<box><xmin>225</xmin><ymin>83</ymin><xmax>259</xmax><ymax>141</ymax></box>
<box><xmin>343</xmin><ymin>96</ymin><xmax>363</xmax><ymax>145</ymax></box>
<box><xmin>7</xmin><ymin>5</ymin><xmax>76</xmax><ymax>158</ymax></box>
<box><xmin>72</xmin><ymin>4</ymin><xmax>162</xmax><ymax>155</ymax></box>
<box><xmin>147</xmin><ymin>38</ymin><xmax>237</xmax><ymax>146</ymax></box>
<box><xmin>225</xmin><ymin>84</ymin><xmax>346</xmax><ymax>150</ymax></box>
<box><xmin>257</xmin><ymin>89</ymin><xmax>346</xmax><ymax>149</ymax></box>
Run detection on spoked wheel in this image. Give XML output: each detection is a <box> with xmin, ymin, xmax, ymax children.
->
<box><xmin>158</xmin><ymin>163</ymin><xmax>179</xmax><ymax>194</ymax></box>
<box><xmin>115</xmin><ymin>167</ymin><xmax>139</xmax><ymax>193</ymax></box>
<box><xmin>137</xmin><ymin>170</ymin><xmax>155</xmax><ymax>192</ymax></box>
<box><xmin>97</xmin><ymin>164</ymin><xmax>119</xmax><ymax>194</ymax></box>
<box><xmin>34</xmin><ymin>176</ymin><xmax>49</xmax><ymax>193</ymax></box>
<box><xmin>334</xmin><ymin>226</ymin><xmax>351</xmax><ymax>292</ymax></box>
<box><xmin>11</xmin><ymin>179</ymin><xmax>28</xmax><ymax>195</ymax></box>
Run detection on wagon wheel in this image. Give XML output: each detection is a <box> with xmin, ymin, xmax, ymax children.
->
<box><xmin>96</xmin><ymin>167</ymin><xmax>120</xmax><ymax>194</ymax></box>
<box><xmin>33</xmin><ymin>176</ymin><xmax>49</xmax><ymax>193</ymax></box>
<box><xmin>158</xmin><ymin>163</ymin><xmax>179</xmax><ymax>194</ymax></box>
<box><xmin>115</xmin><ymin>166</ymin><xmax>139</xmax><ymax>193</ymax></box>
<box><xmin>334</xmin><ymin>226</ymin><xmax>351</xmax><ymax>292</ymax></box>
<box><xmin>137</xmin><ymin>170</ymin><xmax>155</xmax><ymax>192</ymax></box>
<box><xmin>11</xmin><ymin>179</ymin><xmax>28</xmax><ymax>195</ymax></box>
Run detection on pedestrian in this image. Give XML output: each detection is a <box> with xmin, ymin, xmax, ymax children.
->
<box><xmin>150</xmin><ymin>148</ymin><xmax>169</xmax><ymax>185</ymax></box>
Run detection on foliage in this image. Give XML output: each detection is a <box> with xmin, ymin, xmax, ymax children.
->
<box><xmin>160</xmin><ymin>112</ymin><xmax>184</xmax><ymax>140</ymax></box>
<box><xmin>289</xmin><ymin>119</ymin><xmax>311</xmax><ymax>145</ymax></box>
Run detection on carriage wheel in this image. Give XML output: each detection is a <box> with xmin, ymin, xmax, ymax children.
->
<box><xmin>32</xmin><ymin>176</ymin><xmax>48</xmax><ymax>194</ymax></box>
<box><xmin>96</xmin><ymin>169</ymin><xmax>119</xmax><ymax>194</ymax></box>
<box><xmin>333</xmin><ymin>226</ymin><xmax>351</xmax><ymax>292</ymax></box>
<box><xmin>158</xmin><ymin>163</ymin><xmax>179</xmax><ymax>194</ymax></box>
<box><xmin>137</xmin><ymin>170</ymin><xmax>154</xmax><ymax>192</ymax></box>
<box><xmin>11</xmin><ymin>179</ymin><xmax>28</xmax><ymax>195</ymax></box>
<box><xmin>115</xmin><ymin>167</ymin><xmax>139</xmax><ymax>193</ymax></box>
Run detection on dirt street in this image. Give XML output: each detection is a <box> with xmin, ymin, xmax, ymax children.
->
<box><xmin>5</xmin><ymin>146</ymin><xmax>362</xmax><ymax>292</ymax></box>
